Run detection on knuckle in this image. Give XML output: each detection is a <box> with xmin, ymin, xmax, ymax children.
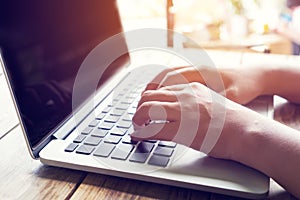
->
<box><xmin>162</xmin><ymin>68</ymin><xmax>171</xmax><ymax>74</ymax></box>
<box><xmin>190</xmin><ymin>82</ymin><xmax>201</xmax><ymax>88</ymax></box>
<box><xmin>164</xmin><ymin>70</ymin><xmax>178</xmax><ymax>81</ymax></box>
<box><xmin>142</xmin><ymin>90</ymin><xmax>152</xmax><ymax>97</ymax></box>
<box><xmin>140</xmin><ymin>90</ymin><xmax>156</xmax><ymax>103</ymax></box>
<box><xmin>226</xmin><ymin>87</ymin><xmax>239</xmax><ymax>100</ymax></box>
<box><xmin>132</xmin><ymin>114</ymin><xmax>138</xmax><ymax>122</ymax></box>
<box><xmin>166</xmin><ymin>70</ymin><xmax>177</xmax><ymax>77</ymax></box>
<box><xmin>177</xmin><ymin>90</ymin><xmax>192</xmax><ymax>100</ymax></box>
<box><xmin>145</xmin><ymin>83</ymin><xmax>153</xmax><ymax>89</ymax></box>
<box><xmin>140</xmin><ymin>101</ymin><xmax>153</xmax><ymax>110</ymax></box>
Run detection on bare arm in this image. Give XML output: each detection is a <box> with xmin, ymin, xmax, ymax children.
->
<box><xmin>132</xmin><ymin>83</ymin><xmax>300</xmax><ymax>198</ymax></box>
<box><xmin>132</xmin><ymin>65</ymin><xmax>300</xmax><ymax>197</ymax></box>
<box><xmin>142</xmin><ymin>65</ymin><xmax>300</xmax><ymax>104</ymax></box>
<box><xmin>263</xmin><ymin>66</ymin><xmax>300</xmax><ymax>103</ymax></box>
<box><xmin>229</xmin><ymin>106</ymin><xmax>300</xmax><ymax>198</ymax></box>
<box><xmin>276</xmin><ymin>20</ymin><xmax>300</xmax><ymax>45</ymax></box>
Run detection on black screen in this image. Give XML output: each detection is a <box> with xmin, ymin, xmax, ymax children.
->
<box><xmin>0</xmin><ymin>1</ymin><xmax>129</xmax><ymax>150</ymax></box>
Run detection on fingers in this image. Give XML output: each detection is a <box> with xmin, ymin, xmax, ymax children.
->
<box><xmin>133</xmin><ymin>101</ymin><xmax>179</xmax><ymax>127</ymax></box>
<box><xmin>158</xmin><ymin>66</ymin><xmax>205</xmax><ymax>88</ymax></box>
<box><xmin>137</xmin><ymin>89</ymin><xmax>178</xmax><ymax>108</ymax></box>
<box><xmin>131</xmin><ymin>122</ymin><xmax>178</xmax><ymax>142</ymax></box>
<box><xmin>143</xmin><ymin>66</ymin><xmax>214</xmax><ymax>94</ymax></box>
<box><xmin>143</xmin><ymin>66</ymin><xmax>188</xmax><ymax>92</ymax></box>
<box><xmin>134</xmin><ymin>83</ymin><xmax>198</xmax><ymax>128</ymax></box>
<box><xmin>144</xmin><ymin>66</ymin><xmax>222</xmax><ymax>94</ymax></box>
<box><xmin>159</xmin><ymin>84</ymin><xmax>189</xmax><ymax>91</ymax></box>
<box><xmin>143</xmin><ymin>83</ymin><xmax>159</xmax><ymax>91</ymax></box>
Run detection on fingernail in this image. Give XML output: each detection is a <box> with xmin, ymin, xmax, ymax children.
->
<box><xmin>130</xmin><ymin>131</ymin><xmax>140</xmax><ymax>139</ymax></box>
<box><xmin>132</xmin><ymin>121</ymin><xmax>143</xmax><ymax>131</ymax></box>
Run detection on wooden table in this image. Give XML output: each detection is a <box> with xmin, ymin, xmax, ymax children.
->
<box><xmin>0</xmin><ymin>51</ymin><xmax>299</xmax><ymax>200</ymax></box>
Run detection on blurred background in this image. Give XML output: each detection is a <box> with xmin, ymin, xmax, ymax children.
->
<box><xmin>117</xmin><ymin>0</ymin><xmax>299</xmax><ymax>55</ymax></box>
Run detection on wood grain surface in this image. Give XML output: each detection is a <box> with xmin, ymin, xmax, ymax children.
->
<box><xmin>0</xmin><ymin>75</ymin><xmax>19</xmax><ymax>138</ymax></box>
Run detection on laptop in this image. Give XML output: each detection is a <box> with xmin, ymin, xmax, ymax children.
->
<box><xmin>0</xmin><ymin>1</ymin><xmax>270</xmax><ymax>199</ymax></box>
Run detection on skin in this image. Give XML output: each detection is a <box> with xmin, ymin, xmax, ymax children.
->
<box><xmin>276</xmin><ymin>20</ymin><xmax>300</xmax><ymax>45</ymax></box>
<box><xmin>131</xmin><ymin>65</ymin><xmax>300</xmax><ymax>198</ymax></box>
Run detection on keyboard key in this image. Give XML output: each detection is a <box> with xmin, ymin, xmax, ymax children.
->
<box><xmin>144</xmin><ymin>140</ymin><xmax>157</xmax><ymax>143</ymax></box>
<box><xmin>131</xmin><ymin>101</ymin><xmax>139</xmax><ymax>108</ymax></box>
<box><xmin>110</xmin><ymin>127</ymin><xmax>127</xmax><ymax>136</ymax></box>
<box><xmin>115</xmin><ymin>103</ymin><xmax>129</xmax><ymax>110</ymax></box>
<box><xmin>89</xmin><ymin>119</ymin><xmax>100</xmax><ymax>127</ymax></box>
<box><xmin>125</xmin><ymin>95</ymin><xmax>136</xmax><ymax>100</ymax></box>
<box><xmin>127</xmin><ymin>107</ymin><xmax>136</xmax><ymax>115</ymax></box>
<box><xmin>96</xmin><ymin>112</ymin><xmax>106</xmax><ymax>120</ymax></box>
<box><xmin>84</xmin><ymin>136</ymin><xmax>102</xmax><ymax>146</ymax></box>
<box><xmin>73</xmin><ymin>134</ymin><xmax>86</xmax><ymax>143</ymax></box>
<box><xmin>76</xmin><ymin>145</ymin><xmax>95</xmax><ymax>155</ymax></box>
<box><xmin>99</xmin><ymin>121</ymin><xmax>114</xmax><ymax>130</ymax></box>
<box><xmin>129</xmin><ymin>142</ymin><xmax>155</xmax><ymax>163</ymax></box>
<box><xmin>118</xmin><ymin>92</ymin><xmax>125</xmax><ymax>97</ymax></box>
<box><xmin>65</xmin><ymin>143</ymin><xmax>78</xmax><ymax>152</ymax></box>
<box><xmin>107</xmin><ymin>103</ymin><xmax>114</xmax><ymax>107</ymax></box>
<box><xmin>110</xmin><ymin>109</ymin><xmax>124</xmax><ymax>116</ymax></box>
<box><xmin>104</xmin><ymin>115</ymin><xmax>120</xmax><ymax>123</ymax></box>
<box><xmin>81</xmin><ymin>127</ymin><xmax>93</xmax><ymax>135</ymax></box>
<box><xmin>136</xmin><ymin>142</ymin><xmax>155</xmax><ymax>153</ymax></box>
<box><xmin>148</xmin><ymin>155</ymin><xmax>170</xmax><ymax>167</ymax></box>
<box><xmin>112</xmin><ymin>99</ymin><xmax>119</xmax><ymax>104</ymax></box>
<box><xmin>117</xmin><ymin>120</ymin><xmax>132</xmax><ymax>129</ymax></box>
<box><xmin>93</xmin><ymin>143</ymin><xmax>115</xmax><ymax>157</ymax></box>
<box><xmin>122</xmin><ymin>135</ymin><xmax>138</xmax><ymax>144</ymax></box>
<box><xmin>127</xmin><ymin>83</ymin><xmax>134</xmax><ymax>87</ymax></box>
<box><xmin>111</xmin><ymin>144</ymin><xmax>135</xmax><ymax>160</ymax></box>
<box><xmin>91</xmin><ymin>128</ymin><xmax>108</xmax><ymax>138</ymax></box>
<box><xmin>158</xmin><ymin>141</ymin><xmax>177</xmax><ymax>148</ymax></box>
<box><xmin>154</xmin><ymin>146</ymin><xmax>174</xmax><ymax>157</ymax></box>
<box><xmin>102</xmin><ymin>106</ymin><xmax>111</xmax><ymax>113</ymax></box>
<box><xmin>129</xmin><ymin>152</ymin><xmax>150</xmax><ymax>163</ymax></box>
<box><xmin>121</xmin><ymin>101</ymin><xmax>132</xmax><ymax>105</ymax></box>
<box><xmin>104</xmin><ymin>135</ymin><xmax>122</xmax><ymax>144</ymax></box>
<box><xmin>121</xmin><ymin>115</ymin><xmax>132</xmax><ymax>122</ymax></box>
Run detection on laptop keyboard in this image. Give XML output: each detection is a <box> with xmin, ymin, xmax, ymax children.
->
<box><xmin>64</xmin><ymin>70</ymin><xmax>177</xmax><ymax>167</ymax></box>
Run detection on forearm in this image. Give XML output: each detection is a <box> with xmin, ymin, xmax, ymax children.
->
<box><xmin>262</xmin><ymin>66</ymin><xmax>300</xmax><ymax>104</ymax></box>
<box><xmin>232</xmin><ymin>109</ymin><xmax>300</xmax><ymax>198</ymax></box>
<box><xmin>276</xmin><ymin>23</ymin><xmax>300</xmax><ymax>45</ymax></box>
<box><xmin>279</xmin><ymin>28</ymin><xmax>300</xmax><ymax>45</ymax></box>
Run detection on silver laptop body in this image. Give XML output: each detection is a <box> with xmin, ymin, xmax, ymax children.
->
<box><xmin>0</xmin><ymin>1</ymin><xmax>270</xmax><ymax>199</ymax></box>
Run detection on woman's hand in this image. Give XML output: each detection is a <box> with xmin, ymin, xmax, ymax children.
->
<box><xmin>143</xmin><ymin>66</ymin><xmax>267</xmax><ymax>105</ymax></box>
<box><xmin>132</xmin><ymin>82</ymin><xmax>252</xmax><ymax>159</ymax></box>
<box><xmin>132</xmin><ymin>65</ymin><xmax>300</xmax><ymax>197</ymax></box>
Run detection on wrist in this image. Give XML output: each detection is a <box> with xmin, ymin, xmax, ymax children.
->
<box><xmin>260</xmin><ymin>66</ymin><xmax>279</xmax><ymax>96</ymax></box>
<box><xmin>230</xmin><ymin>109</ymin><xmax>274</xmax><ymax>172</ymax></box>
<box><xmin>226</xmin><ymin>106</ymin><xmax>265</xmax><ymax>162</ymax></box>
<box><xmin>262</xmin><ymin>66</ymin><xmax>296</xmax><ymax>97</ymax></box>
<box><xmin>208</xmin><ymin>102</ymin><xmax>252</xmax><ymax>160</ymax></box>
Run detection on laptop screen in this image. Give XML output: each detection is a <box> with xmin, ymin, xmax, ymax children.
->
<box><xmin>0</xmin><ymin>1</ymin><xmax>129</xmax><ymax>151</ymax></box>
